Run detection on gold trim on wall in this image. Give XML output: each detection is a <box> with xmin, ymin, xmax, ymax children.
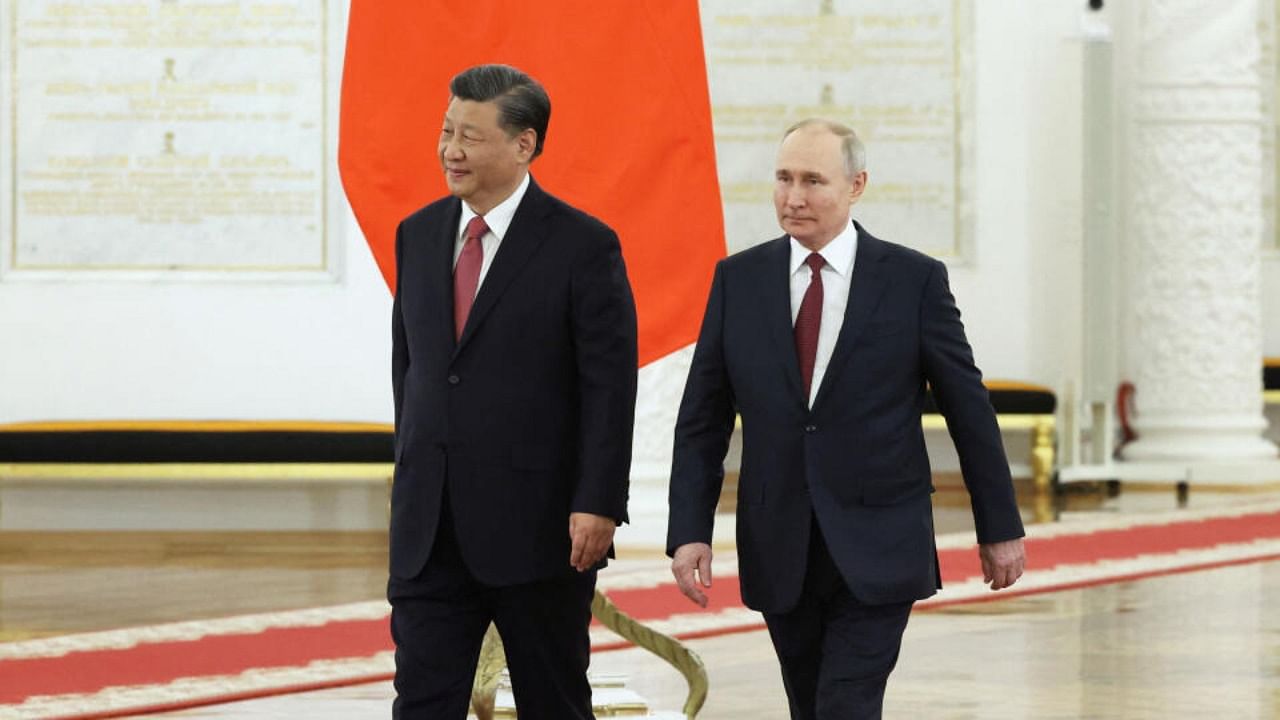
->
<box><xmin>0</xmin><ymin>419</ymin><xmax>392</xmax><ymax>433</ymax></box>
<box><xmin>0</xmin><ymin>463</ymin><xmax>393</xmax><ymax>482</ymax></box>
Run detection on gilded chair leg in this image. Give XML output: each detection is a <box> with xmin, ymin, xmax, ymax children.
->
<box><xmin>1031</xmin><ymin>418</ymin><xmax>1055</xmax><ymax>493</ymax></box>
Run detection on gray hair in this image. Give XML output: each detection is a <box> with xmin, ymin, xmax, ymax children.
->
<box><xmin>782</xmin><ymin>118</ymin><xmax>866</xmax><ymax>178</ymax></box>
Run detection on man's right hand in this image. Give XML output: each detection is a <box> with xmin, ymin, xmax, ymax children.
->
<box><xmin>671</xmin><ymin>542</ymin><xmax>714</xmax><ymax>608</ymax></box>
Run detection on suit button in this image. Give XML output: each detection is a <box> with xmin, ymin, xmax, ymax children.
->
<box><xmin>805</xmin><ymin>424</ymin><xmax>817</xmax><ymax>433</ymax></box>
<box><xmin>447</xmin><ymin>375</ymin><xmax>460</xmax><ymax>385</ymax></box>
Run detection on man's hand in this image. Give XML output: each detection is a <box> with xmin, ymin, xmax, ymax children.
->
<box><xmin>671</xmin><ymin>542</ymin><xmax>714</xmax><ymax>608</ymax></box>
<box><xmin>979</xmin><ymin>538</ymin><xmax>1026</xmax><ymax>591</ymax></box>
<box><xmin>569</xmin><ymin>512</ymin><xmax>616</xmax><ymax>572</ymax></box>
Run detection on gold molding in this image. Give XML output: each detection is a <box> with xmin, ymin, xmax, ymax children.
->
<box><xmin>0</xmin><ymin>419</ymin><xmax>392</xmax><ymax>433</ymax></box>
<box><xmin>0</xmin><ymin>463</ymin><xmax>392</xmax><ymax>482</ymax></box>
<box><xmin>921</xmin><ymin>413</ymin><xmax>1054</xmax><ymax>432</ymax></box>
<box><xmin>1116</xmin><ymin>480</ymin><xmax>1280</xmax><ymax>494</ymax></box>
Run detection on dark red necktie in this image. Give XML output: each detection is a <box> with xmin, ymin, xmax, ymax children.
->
<box><xmin>794</xmin><ymin>252</ymin><xmax>825</xmax><ymax>399</ymax></box>
<box><xmin>453</xmin><ymin>215</ymin><xmax>488</xmax><ymax>340</ymax></box>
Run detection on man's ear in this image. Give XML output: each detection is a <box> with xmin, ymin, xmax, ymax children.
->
<box><xmin>515</xmin><ymin>128</ymin><xmax>538</xmax><ymax>161</ymax></box>
<box><xmin>849</xmin><ymin>170</ymin><xmax>869</xmax><ymax>204</ymax></box>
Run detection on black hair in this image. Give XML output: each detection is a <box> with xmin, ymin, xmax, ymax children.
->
<box><xmin>449</xmin><ymin>64</ymin><xmax>551</xmax><ymax>159</ymax></box>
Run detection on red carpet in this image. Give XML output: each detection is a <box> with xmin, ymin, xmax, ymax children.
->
<box><xmin>5</xmin><ymin>501</ymin><xmax>1280</xmax><ymax>719</ymax></box>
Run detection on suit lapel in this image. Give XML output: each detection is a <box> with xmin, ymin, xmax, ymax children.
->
<box><xmin>453</xmin><ymin>178</ymin><xmax>551</xmax><ymax>357</ymax></box>
<box><xmin>761</xmin><ymin>237</ymin><xmax>808</xmax><ymax>406</ymax></box>
<box><xmin>432</xmin><ymin>198</ymin><xmax>462</xmax><ymax>353</ymax></box>
<box><xmin>810</xmin><ymin>226</ymin><xmax>889</xmax><ymax>414</ymax></box>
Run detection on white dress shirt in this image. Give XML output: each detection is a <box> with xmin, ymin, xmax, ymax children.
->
<box><xmin>790</xmin><ymin>220</ymin><xmax>859</xmax><ymax>408</ymax></box>
<box><xmin>453</xmin><ymin>172</ymin><xmax>531</xmax><ymax>292</ymax></box>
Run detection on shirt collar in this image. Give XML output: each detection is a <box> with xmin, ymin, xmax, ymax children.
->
<box><xmin>458</xmin><ymin>172</ymin><xmax>531</xmax><ymax>242</ymax></box>
<box><xmin>788</xmin><ymin>219</ymin><xmax>859</xmax><ymax>277</ymax></box>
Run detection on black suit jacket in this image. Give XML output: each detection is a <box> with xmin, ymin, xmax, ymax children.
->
<box><xmin>667</xmin><ymin>224</ymin><xmax>1024</xmax><ymax>613</ymax></box>
<box><xmin>391</xmin><ymin>178</ymin><xmax>638</xmax><ymax>586</ymax></box>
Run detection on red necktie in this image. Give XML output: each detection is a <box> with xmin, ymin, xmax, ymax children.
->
<box><xmin>794</xmin><ymin>253</ymin><xmax>825</xmax><ymax>399</ymax></box>
<box><xmin>454</xmin><ymin>215</ymin><xmax>488</xmax><ymax>340</ymax></box>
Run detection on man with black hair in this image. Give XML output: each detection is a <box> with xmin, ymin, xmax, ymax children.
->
<box><xmin>388</xmin><ymin>63</ymin><xmax>638</xmax><ymax>719</ymax></box>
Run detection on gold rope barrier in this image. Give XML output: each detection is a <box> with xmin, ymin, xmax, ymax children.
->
<box><xmin>470</xmin><ymin>623</ymin><xmax>506</xmax><ymax>720</ymax></box>
<box><xmin>469</xmin><ymin>590</ymin><xmax>709</xmax><ymax>719</ymax></box>
<box><xmin>591</xmin><ymin>589</ymin><xmax>708</xmax><ymax>718</ymax></box>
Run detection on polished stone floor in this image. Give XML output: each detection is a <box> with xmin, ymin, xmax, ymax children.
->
<box><xmin>4</xmin><ymin>479</ymin><xmax>1279</xmax><ymax>718</ymax></box>
<box><xmin>139</xmin><ymin>559</ymin><xmax>1280</xmax><ymax>719</ymax></box>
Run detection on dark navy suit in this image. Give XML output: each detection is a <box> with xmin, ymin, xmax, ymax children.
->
<box><xmin>667</xmin><ymin>224</ymin><xmax>1023</xmax><ymax>718</ymax></box>
<box><xmin>390</xmin><ymin>177</ymin><xmax>637</xmax><ymax>719</ymax></box>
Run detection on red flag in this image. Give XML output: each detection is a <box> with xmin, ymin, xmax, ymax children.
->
<box><xmin>339</xmin><ymin>2</ymin><xmax>726</xmax><ymax>366</ymax></box>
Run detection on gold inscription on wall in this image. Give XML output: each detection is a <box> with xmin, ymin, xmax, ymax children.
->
<box><xmin>11</xmin><ymin>1</ymin><xmax>327</xmax><ymax>272</ymax></box>
<box><xmin>702</xmin><ymin>1</ymin><xmax>967</xmax><ymax>258</ymax></box>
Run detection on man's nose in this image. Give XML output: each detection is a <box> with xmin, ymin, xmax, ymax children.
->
<box><xmin>786</xmin><ymin>186</ymin><xmax>806</xmax><ymax>207</ymax></box>
<box><xmin>441</xmin><ymin>136</ymin><xmax>464</xmax><ymax>160</ymax></box>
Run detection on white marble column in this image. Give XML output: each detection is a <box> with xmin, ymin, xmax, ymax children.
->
<box><xmin>1122</xmin><ymin>0</ymin><xmax>1278</xmax><ymax>462</ymax></box>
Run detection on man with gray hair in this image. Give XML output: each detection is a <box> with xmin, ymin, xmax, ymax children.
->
<box><xmin>666</xmin><ymin>119</ymin><xmax>1025</xmax><ymax>719</ymax></box>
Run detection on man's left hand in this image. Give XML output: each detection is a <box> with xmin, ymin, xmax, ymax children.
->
<box><xmin>569</xmin><ymin>512</ymin><xmax>616</xmax><ymax>572</ymax></box>
<box><xmin>978</xmin><ymin>538</ymin><xmax>1026</xmax><ymax>591</ymax></box>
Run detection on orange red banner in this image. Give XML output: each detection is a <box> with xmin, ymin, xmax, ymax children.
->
<box><xmin>339</xmin><ymin>2</ymin><xmax>726</xmax><ymax>366</ymax></box>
